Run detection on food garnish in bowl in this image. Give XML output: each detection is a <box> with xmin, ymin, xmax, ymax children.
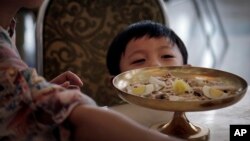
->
<box><xmin>202</xmin><ymin>86</ymin><xmax>227</xmax><ymax>99</ymax></box>
<box><xmin>125</xmin><ymin>71</ymin><xmax>234</xmax><ymax>101</ymax></box>
<box><xmin>172</xmin><ymin>79</ymin><xmax>192</xmax><ymax>95</ymax></box>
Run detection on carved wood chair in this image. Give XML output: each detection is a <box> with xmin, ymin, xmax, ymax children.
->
<box><xmin>36</xmin><ymin>0</ymin><xmax>168</xmax><ymax>106</ymax></box>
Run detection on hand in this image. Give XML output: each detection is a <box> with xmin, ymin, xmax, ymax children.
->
<box><xmin>50</xmin><ymin>71</ymin><xmax>83</xmax><ymax>89</ymax></box>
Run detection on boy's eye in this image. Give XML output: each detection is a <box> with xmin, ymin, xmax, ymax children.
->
<box><xmin>161</xmin><ymin>55</ymin><xmax>174</xmax><ymax>59</ymax></box>
<box><xmin>131</xmin><ymin>59</ymin><xmax>145</xmax><ymax>64</ymax></box>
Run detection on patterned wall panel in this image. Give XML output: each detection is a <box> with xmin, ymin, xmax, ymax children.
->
<box><xmin>40</xmin><ymin>0</ymin><xmax>167</xmax><ymax>106</ymax></box>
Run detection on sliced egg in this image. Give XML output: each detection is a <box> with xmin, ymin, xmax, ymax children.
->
<box><xmin>144</xmin><ymin>84</ymin><xmax>154</xmax><ymax>95</ymax></box>
<box><xmin>152</xmin><ymin>84</ymin><xmax>163</xmax><ymax>91</ymax></box>
<box><xmin>149</xmin><ymin>76</ymin><xmax>166</xmax><ymax>87</ymax></box>
<box><xmin>149</xmin><ymin>76</ymin><xmax>165</xmax><ymax>91</ymax></box>
<box><xmin>172</xmin><ymin>79</ymin><xmax>192</xmax><ymax>95</ymax></box>
<box><xmin>202</xmin><ymin>86</ymin><xmax>227</xmax><ymax>99</ymax></box>
<box><xmin>130</xmin><ymin>85</ymin><xmax>146</xmax><ymax>95</ymax></box>
<box><xmin>127</xmin><ymin>84</ymin><xmax>154</xmax><ymax>96</ymax></box>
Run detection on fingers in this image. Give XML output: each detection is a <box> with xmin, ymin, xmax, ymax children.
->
<box><xmin>60</xmin><ymin>81</ymin><xmax>70</xmax><ymax>88</ymax></box>
<box><xmin>64</xmin><ymin>71</ymin><xmax>83</xmax><ymax>86</ymax></box>
<box><xmin>60</xmin><ymin>82</ymin><xmax>81</xmax><ymax>90</ymax></box>
<box><xmin>50</xmin><ymin>71</ymin><xmax>83</xmax><ymax>87</ymax></box>
<box><xmin>67</xmin><ymin>85</ymin><xmax>80</xmax><ymax>90</ymax></box>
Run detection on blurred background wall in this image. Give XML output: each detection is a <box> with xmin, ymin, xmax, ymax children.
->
<box><xmin>16</xmin><ymin>0</ymin><xmax>250</xmax><ymax>84</ymax></box>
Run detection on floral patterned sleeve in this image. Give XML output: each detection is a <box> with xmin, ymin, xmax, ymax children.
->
<box><xmin>0</xmin><ymin>26</ymin><xmax>88</xmax><ymax>140</ymax></box>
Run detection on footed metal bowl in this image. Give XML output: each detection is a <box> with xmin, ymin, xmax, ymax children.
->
<box><xmin>113</xmin><ymin>66</ymin><xmax>248</xmax><ymax>112</ymax></box>
<box><xmin>113</xmin><ymin>66</ymin><xmax>248</xmax><ymax>140</ymax></box>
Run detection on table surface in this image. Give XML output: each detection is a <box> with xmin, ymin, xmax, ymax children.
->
<box><xmin>110</xmin><ymin>86</ymin><xmax>249</xmax><ymax>141</ymax></box>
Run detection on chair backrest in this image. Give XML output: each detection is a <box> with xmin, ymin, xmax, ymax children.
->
<box><xmin>36</xmin><ymin>0</ymin><xmax>168</xmax><ymax>106</ymax></box>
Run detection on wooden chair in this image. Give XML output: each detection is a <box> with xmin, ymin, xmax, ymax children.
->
<box><xmin>36</xmin><ymin>0</ymin><xmax>168</xmax><ymax>106</ymax></box>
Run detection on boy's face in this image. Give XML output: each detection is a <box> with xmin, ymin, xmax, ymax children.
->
<box><xmin>119</xmin><ymin>36</ymin><xmax>184</xmax><ymax>72</ymax></box>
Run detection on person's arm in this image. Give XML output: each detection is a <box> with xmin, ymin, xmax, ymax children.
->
<box><xmin>69</xmin><ymin>105</ymin><xmax>183</xmax><ymax>141</ymax></box>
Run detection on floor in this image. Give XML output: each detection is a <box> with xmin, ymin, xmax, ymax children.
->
<box><xmin>164</xmin><ymin>0</ymin><xmax>250</xmax><ymax>84</ymax></box>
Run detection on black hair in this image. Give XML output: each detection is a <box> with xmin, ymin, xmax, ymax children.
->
<box><xmin>106</xmin><ymin>20</ymin><xmax>188</xmax><ymax>75</ymax></box>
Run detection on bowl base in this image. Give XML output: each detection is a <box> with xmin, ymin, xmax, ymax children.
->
<box><xmin>150</xmin><ymin>112</ymin><xmax>210</xmax><ymax>141</ymax></box>
<box><xmin>151</xmin><ymin>121</ymin><xmax>209</xmax><ymax>141</ymax></box>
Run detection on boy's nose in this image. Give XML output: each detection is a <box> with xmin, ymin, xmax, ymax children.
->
<box><xmin>148</xmin><ymin>59</ymin><xmax>163</xmax><ymax>67</ymax></box>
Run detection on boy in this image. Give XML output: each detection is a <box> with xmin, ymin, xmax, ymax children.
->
<box><xmin>107</xmin><ymin>20</ymin><xmax>188</xmax><ymax>75</ymax></box>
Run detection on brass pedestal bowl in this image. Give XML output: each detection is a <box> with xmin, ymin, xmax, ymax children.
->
<box><xmin>112</xmin><ymin>66</ymin><xmax>248</xmax><ymax>140</ymax></box>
